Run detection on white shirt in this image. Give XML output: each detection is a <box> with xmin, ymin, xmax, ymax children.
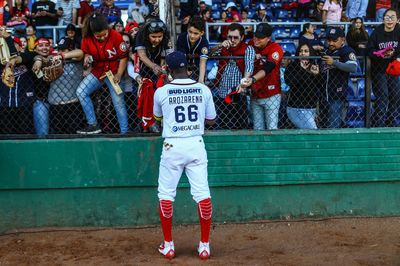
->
<box><xmin>154</xmin><ymin>78</ymin><xmax>216</xmax><ymax>138</ymax></box>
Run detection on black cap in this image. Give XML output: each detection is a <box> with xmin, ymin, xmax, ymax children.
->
<box><xmin>326</xmin><ymin>27</ymin><xmax>345</xmax><ymax>39</ymax></box>
<box><xmin>254</xmin><ymin>23</ymin><xmax>272</xmax><ymax>38</ymax></box>
<box><xmin>166</xmin><ymin>51</ymin><xmax>187</xmax><ymax>70</ymax></box>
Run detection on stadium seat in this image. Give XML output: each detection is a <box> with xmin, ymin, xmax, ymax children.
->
<box><xmin>212</xmin><ymin>11</ymin><xmax>221</xmax><ymax>20</ymax></box>
<box><xmin>365</xmin><ymin>26</ymin><xmax>374</xmax><ymax>36</ymax></box>
<box><xmin>345</xmin><ymin>100</ymin><xmax>366</xmax><ymax>128</ymax></box>
<box><xmin>276</xmin><ymin>9</ymin><xmax>289</xmax><ymax>18</ymax></box>
<box><xmin>280</xmin><ymin>42</ymin><xmax>296</xmax><ymax>55</ymax></box>
<box><xmin>289</xmin><ymin>27</ymin><xmax>301</xmax><ymax>38</ymax></box>
<box><xmin>273</xmin><ymin>26</ymin><xmax>290</xmax><ymax>39</ymax></box>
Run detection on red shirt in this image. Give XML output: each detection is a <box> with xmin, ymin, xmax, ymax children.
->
<box><xmin>248</xmin><ymin>39</ymin><xmax>283</xmax><ymax>99</ymax></box>
<box><xmin>78</xmin><ymin>1</ymin><xmax>94</xmax><ymax>20</ymax></box>
<box><xmin>376</xmin><ymin>0</ymin><xmax>391</xmax><ymax>10</ymax></box>
<box><xmin>81</xmin><ymin>29</ymin><xmax>128</xmax><ymax>79</ymax></box>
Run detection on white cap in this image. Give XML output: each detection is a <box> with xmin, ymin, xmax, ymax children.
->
<box><xmin>225</xmin><ymin>2</ymin><xmax>236</xmax><ymax>10</ymax></box>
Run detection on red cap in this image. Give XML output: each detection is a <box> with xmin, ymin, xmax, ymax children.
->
<box><xmin>34</xmin><ymin>38</ymin><xmax>51</xmax><ymax>47</ymax></box>
<box><xmin>386</xmin><ymin>60</ymin><xmax>400</xmax><ymax>76</ymax></box>
<box><xmin>125</xmin><ymin>21</ymin><xmax>139</xmax><ymax>33</ymax></box>
<box><xmin>13</xmin><ymin>37</ymin><xmax>22</xmax><ymax>47</ymax></box>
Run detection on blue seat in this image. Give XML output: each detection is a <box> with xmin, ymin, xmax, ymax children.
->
<box><xmin>365</xmin><ymin>26</ymin><xmax>374</xmax><ymax>36</ymax></box>
<box><xmin>289</xmin><ymin>27</ymin><xmax>301</xmax><ymax>38</ymax></box>
<box><xmin>280</xmin><ymin>42</ymin><xmax>296</xmax><ymax>55</ymax></box>
<box><xmin>276</xmin><ymin>9</ymin><xmax>288</xmax><ymax>19</ymax></box>
<box><xmin>212</xmin><ymin>11</ymin><xmax>221</xmax><ymax>20</ymax></box>
<box><xmin>272</xmin><ymin>27</ymin><xmax>290</xmax><ymax>39</ymax></box>
<box><xmin>345</xmin><ymin>100</ymin><xmax>366</xmax><ymax>128</ymax></box>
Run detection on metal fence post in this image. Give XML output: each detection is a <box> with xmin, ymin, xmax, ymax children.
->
<box><xmin>365</xmin><ymin>56</ymin><xmax>372</xmax><ymax>128</ymax></box>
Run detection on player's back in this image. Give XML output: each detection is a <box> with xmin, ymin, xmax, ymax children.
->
<box><xmin>154</xmin><ymin>78</ymin><xmax>216</xmax><ymax>139</ymax></box>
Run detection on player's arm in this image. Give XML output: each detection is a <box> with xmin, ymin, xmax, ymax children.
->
<box><xmin>205</xmin><ymin>118</ymin><xmax>216</xmax><ymax>126</ymax></box>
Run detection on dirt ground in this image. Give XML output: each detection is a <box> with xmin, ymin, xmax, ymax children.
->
<box><xmin>0</xmin><ymin>217</ymin><xmax>399</xmax><ymax>266</ymax></box>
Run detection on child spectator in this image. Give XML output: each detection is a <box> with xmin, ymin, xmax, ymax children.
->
<box><xmin>241</xmin><ymin>8</ymin><xmax>254</xmax><ymax>40</ymax></box>
<box><xmin>19</xmin><ymin>36</ymin><xmax>27</xmax><ymax>52</ymax></box>
<box><xmin>57</xmin><ymin>23</ymin><xmax>81</xmax><ymax>50</ymax></box>
<box><xmin>26</xmin><ymin>24</ymin><xmax>37</xmax><ymax>52</ymax></box>
<box><xmin>125</xmin><ymin>21</ymin><xmax>139</xmax><ymax>41</ymax></box>
<box><xmin>177</xmin><ymin>16</ymin><xmax>209</xmax><ymax>83</ymax></box>
<box><xmin>55</xmin><ymin>0</ymin><xmax>80</xmax><ymax>40</ymax></box>
<box><xmin>224</xmin><ymin>2</ymin><xmax>241</xmax><ymax>22</ymax></box>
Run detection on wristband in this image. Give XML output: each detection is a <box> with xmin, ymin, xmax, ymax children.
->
<box><xmin>251</xmin><ymin>76</ymin><xmax>257</xmax><ymax>84</ymax></box>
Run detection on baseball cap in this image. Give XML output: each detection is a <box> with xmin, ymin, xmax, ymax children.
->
<box><xmin>166</xmin><ymin>51</ymin><xmax>187</xmax><ymax>70</ymax></box>
<box><xmin>125</xmin><ymin>21</ymin><xmax>139</xmax><ymax>33</ymax></box>
<box><xmin>225</xmin><ymin>2</ymin><xmax>236</xmax><ymax>10</ymax></box>
<box><xmin>254</xmin><ymin>23</ymin><xmax>272</xmax><ymax>38</ymax></box>
<box><xmin>386</xmin><ymin>60</ymin><xmax>400</xmax><ymax>76</ymax></box>
<box><xmin>13</xmin><ymin>37</ymin><xmax>22</xmax><ymax>47</ymax></box>
<box><xmin>257</xmin><ymin>3</ymin><xmax>266</xmax><ymax>10</ymax></box>
<box><xmin>57</xmin><ymin>37</ymin><xmax>74</xmax><ymax>50</ymax></box>
<box><xmin>326</xmin><ymin>27</ymin><xmax>345</xmax><ymax>39</ymax></box>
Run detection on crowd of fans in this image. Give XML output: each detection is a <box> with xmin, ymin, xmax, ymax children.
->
<box><xmin>0</xmin><ymin>0</ymin><xmax>399</xmax><ymax>136</ymax></box>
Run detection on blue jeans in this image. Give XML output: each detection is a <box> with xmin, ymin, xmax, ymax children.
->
<box><xmin>76</xmin><ymin>73</ymin><xmax>129</xmax><ymax>133</ymax></box>
<box><xmin>371</xmin><ymin>72</ymin><xmax>400</xmax><ymax>127</ymax></box>
<box><xmin>287</xmin><ymin>107</ymin><xmax>317</xmax><ymax>129</ymax></box>
<box><xmin>33</xmin><ymin>100</ymin><xmax>49</xmax><ymax>136</ymax></box>
<box><xmin>251</xmin><ymin>94</ymin><xmax>281</xmax><ymax>130</ymax></box>
<box><xmin>327</xmin><ymin>100</ymin><xmax>345</xmax><ymax>128</ymax></box>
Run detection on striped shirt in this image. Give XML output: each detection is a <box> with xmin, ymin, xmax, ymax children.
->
<box><xmin>56</xmin><ymin>0</ymin><xmax>80</xmax><ymax>25</ymax></box>
<box><xmin>218</xmin><ymin>45</ymin><xmax>255</xmax><ymax>98</ymax></box>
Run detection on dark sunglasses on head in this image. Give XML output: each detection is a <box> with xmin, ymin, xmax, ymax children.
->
<box><xmin>148</xmin><ymin>21</ymin><xmax>166</xmax><ymax>33</ymax></box>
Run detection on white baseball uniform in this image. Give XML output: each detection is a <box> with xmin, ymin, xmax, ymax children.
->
<box><xmin>153</xmin><ymin>78</ymin><xmax>217</xmax><ymax>203</ymax></box>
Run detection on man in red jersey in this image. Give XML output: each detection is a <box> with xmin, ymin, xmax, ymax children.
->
<box><xmin>242</xmin><ymin>23</ymin><xmax>283</xmax><ymax>130</ymax></box>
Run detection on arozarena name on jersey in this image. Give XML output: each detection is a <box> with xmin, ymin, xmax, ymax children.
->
<box><xmin>172</xmin><ymin>124</ymin><xmax>201</xmax><ymax>132</ymax></box>
<box><xmin>169</xmin><ymin>95</ymin><xmax>203</xmax><ymax>105</ymax></box>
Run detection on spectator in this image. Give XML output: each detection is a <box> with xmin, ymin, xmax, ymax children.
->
<box><xmin>77</xmin><ymin>0</ymin><xmax>94</xmax><ymax>28</ymax></box>
<box><xmin>95</xmin><ymin>0</ymin><xmax>121</xmax><ymax>25</ymax></box>
<box><xmin>55</xmin><ymin>0</ymin><xmax>80</xmax><ymax>40</ymax></box>
<box><xmin>241</xmin><ymin>8</ymin><xmax>254</xmax><ymax>40</ymax></box>
<box><xmin>0</xmin><ymin>29</ymin><xmax>34</xmax><ymax>134</ymax></box>
<box><xmin>127</xmin><ymin>0</ymin><xmax>149</xmax><ymax>23</ymax></box>
<box><xmin>279</xmin><ymin>51</ymin><xmax>293</xmax><ymax>129</ymax></box>
<box><xmin>297</xmin><ymin>0</ymin><xmax>313</xmax><ymax>21</ymax></box>
<box><xmin>252</xmin><ymin>4</ymin><xmax>270</xmax><ymax>22</ymax></box>
<box><xmin>245</xmin><ymin>23</ymin><xmax>283</xmax><ymax>130</ymax></box>
<box><xmin>299</xmin><ymin>23</ymin><xmax>325</xmax><ymax>54</ymax></box>
<box><xmin>368</xmin><ymin>8</ymin><xmax>400</xmax><ymax>127</ymax></box>
<box><xmin>125</xmin><ymin>21</ymin><xmax>139</xmax><ymax>40</ymax></box>
<box><xmin>19</xmin><ymin>36</ymin><xmax>27</xmax><ymax>52</ymax></box>
<box><xmin>134</xmin><ymin>18</ymin><xmax>172</xmax><ymax>132</ymax></box>
<box><xmin>375</xmin><ymin>0</ymin><xmax>391</xmax><ymax>22</ymax></box>
<box><xmin>311</xmin><ymin>0</ymin><xmax>325</xmax><ymax>22</ymax></box>
<box><xmin>214</xmin><ymin>23</ymin><xmax>255</xmax><ymax>129</ymax></box>
<box><xmin>285</xmin><ymin>44</ymin><xmax>323</xmax><ymax>129</ymax></box>
<box><xmin>179</xmin><ymin>0</ymin><xmax>198</xmax><ymax>33</ymax></box>
<box><xmin>31</xmin><ymin>0</ymin><xmax>58</xmax><ymax>39</ymax></box>
<box><xmin>345</xmin><ymin>0</ymin><xmax>368</xmax><ymax>20</ymax></box>
<box><xmin>113</xmin><ymin>18</ymin><xmax>124</xmax><ymax>34</ymax></box>
<box><xmin>177</xmin><ymin>16</ymin><xmax>209</xmax><ymax>83</ymax></box>
<box><xmin>346</xmin><ymin>17</ymin><xmax>369</xmax><ymax>56</ymax></box>
<box><xmin>49</xmin><ymin>36</ymin><xmax>84</xmax><ymax>134</ymax></box>
<box><xmin>320</xmin><ymin>27</ymin><xmax>358</xmax><ymax>128</ymax></box>
<box><xmin>76</xmin><ymin>12</ymin><xmax>129</xmax><ymax>134</ymax></box>
<box><xmin>0</xmin><ymin>0</ymin><xmax>10</xmax><ymax>26</ymax></box>
<box><xmin>7</xmin><ymin>0</ymin><xmax>29</xmax><ymax>32</ymax></box>
<box><xmin>26</xmin><ymin>24</ymin><xmax>37</xmax><ymax>52</ymax></box>
<box><xmin>57</xmin><ymin>23</ymin><xmax>81</xmax><ymax>50</ymax></box>
<box><xmin>322</xmin><ymin>0</ymin><xmax>343</xmax><ymax>24</ymax></box>
<box><xmin>225</xmin><ymin>2</ymin><xmax>241</xmax><ymax>22</ymax></box>
<box><xmin>198</xmin><ymin>1</ymin><xmax>208</xmax><ymax>14</ymax></box>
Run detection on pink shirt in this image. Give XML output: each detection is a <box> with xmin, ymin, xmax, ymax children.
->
<box><xmin>323</xmin><ymin>0</ymin><xmax>342</xmax><ymax>22</ymax></box>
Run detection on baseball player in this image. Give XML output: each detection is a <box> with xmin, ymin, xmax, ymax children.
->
<box><xmin>153</xmin><ymin>51</ymin><xmax>217</xmax><ymax>260</ymax></box>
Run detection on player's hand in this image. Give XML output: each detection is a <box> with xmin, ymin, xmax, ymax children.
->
<box><xmin>236</xmin><ymin>84</ymin><xmax>246</xmax><ymax>93</ymax></box>
<box><xmin>321</xmin><ymin>55</ymin><xmax>334</xmax><ymax>65</ymax></box>
<box><xmin>255</xmin><ymin>53</ymin><xmax>262</xmax><ymax>60</ymax></box>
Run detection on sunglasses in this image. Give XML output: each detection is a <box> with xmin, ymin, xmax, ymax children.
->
<box><xmin>148</xmin><ymin>21</ymin><xmax>166</xmax><ymax>33</ymax></box>
<box><xmin>228</xmin><ymin>35</ymin><xmax>240</xmax><ymax>40</ymax></box>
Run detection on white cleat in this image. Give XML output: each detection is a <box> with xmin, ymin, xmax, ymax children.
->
<box><xmin>158</xmin><ymin>241</ymin><xmax>175</xmax><ymax>259</ymax></box>
<box><xmin>198</xmin><ymin>241</ymin><xmax>210</xmax><ymax>260</ymax></box>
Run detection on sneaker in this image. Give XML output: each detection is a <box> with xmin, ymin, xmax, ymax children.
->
<box><xmin>198</xmin><ymin>241</ymin><xmax>210</xmax><ymax>260</ymax></box>
<box><xmin>76</xmin><ymin>124</ymin><xmax>102</xmax><ymax>134</ymax></box>
<box><xmin>158</xmin><ymin>241</ymin><xmax>175</xmax><ymax>259</ymax></box>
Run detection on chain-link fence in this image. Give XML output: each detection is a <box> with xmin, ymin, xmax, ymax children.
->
<box><xmin>0</xmin><ymin>53</ymin><xmax>384</xmax><ymax>138</ymax></box>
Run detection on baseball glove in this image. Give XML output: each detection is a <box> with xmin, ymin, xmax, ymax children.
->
<box><xmin>1</xmin><ymin>65</ymin><xmax>15</xmax><ymax>88</ymax></box>
<box><xmin>43</xmin><ymin>57</ymin><xmax>64</xmax><ymax>83</ymax></box>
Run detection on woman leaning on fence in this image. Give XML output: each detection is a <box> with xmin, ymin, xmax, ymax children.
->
<box><xmin>284</xmin><ymin>43</ymin><xmax>323</xmax><ymax>129</ymax></box>
<box><xmin>367</xmin><ymin>8</ymin><xmax>400</xmax><ymax>128</ymax></box>
<box><xmin>75</xmin><ymin>12</ymin><xmax>129</xmax><ymax>135</ymax></box>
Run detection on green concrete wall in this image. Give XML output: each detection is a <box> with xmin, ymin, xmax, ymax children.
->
<box><xmin>1</xmin><ymin>128</ymin><xmax>400</xmax><ymax>233</ymax></box>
